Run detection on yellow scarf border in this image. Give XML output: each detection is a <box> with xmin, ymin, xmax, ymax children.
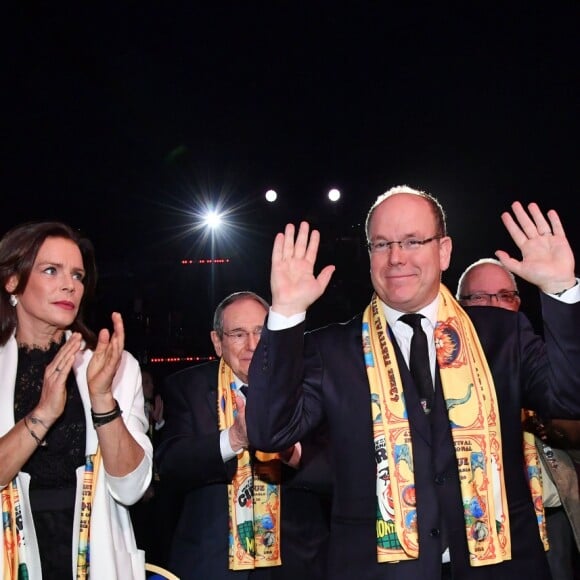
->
<box><xmin>1</xmin><ymin>447</ymin><xmax>101</xmax><ymax>580</ymax></box>
<box><xmin>2</xmin><ymin>480</ymin><xmax>27</xmax><ymax>580</ymax></box>
<box><xmin>76</xmin><ymin>447</ymin><xmax>101</xmax><ymax>579</ymax></box>
<box><xmin>216</xmin><ymin>359</ymin><xmax>282</xmax><ymax>570</ymax></box>
<box><xmin>364</xmin><ymin>285</ymin><xmax>513</xmax><ymax>566</ymax></box>
<box><xmin>522</xmin><ymin>410</ymin><xmax>549</xmax><ymax>551</ymax></box>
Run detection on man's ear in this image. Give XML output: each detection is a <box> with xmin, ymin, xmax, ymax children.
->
<box><xmin>439</xmin><ymin>236</ymin><xmax>453</xmax><ymax>272</ymax></box>
<box><xmin>210</xmin><ymin>330</ymin><xmax>223</xmax><ymax>357</ymax></box>
<box><xmin>5</xmin><ymin>275</ymin><xmax>18</xmax><ymax>294</ymax></box>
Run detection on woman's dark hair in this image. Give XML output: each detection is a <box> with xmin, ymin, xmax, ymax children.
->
<box><xmin>0</xmin><ymin>221</ymin><xmax>98</xmax><ymax>348</ymax></box>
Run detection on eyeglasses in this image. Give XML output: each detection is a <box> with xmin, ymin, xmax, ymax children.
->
<box><xmin>222</xmin><ymin>328</ymin><xmax>263</xmax><ymax>344</ymax></box>
<box><xmin>459</xmin><ymin>290</ymin><xmax>520</xmax><ymax>305</ymax></box>
<box><xmin>367</xmin><ymin>235</ymin><xmax>443</xmax><ymax>254</ymax></box>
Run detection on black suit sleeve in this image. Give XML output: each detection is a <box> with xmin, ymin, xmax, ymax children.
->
<box><xmin>467</xmin><ymin>294</ymin><xmax>580</xmax><ymax>419</ymax></box>
<box><xmin>247</xmin><ymin>319</ymin><xmax>326</xmax><ymax>452</ymax></box>
<box><xmin>155</xmin><ymin>365</ymin><xmax>237</xmax><ymax>492</ymax></box>
<box><xmin>283</xmin><ymin>423</ymin><xmax>333</xmax><ymax>496</ymax></box>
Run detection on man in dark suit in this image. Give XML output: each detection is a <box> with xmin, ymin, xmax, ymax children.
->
<box><xmin>155</xmin><ymin>291</ymin><xmax>331</xmax><ymax>580</ymax></box>
<box><xmin>456</xmin><ymin>257</ymin><xmax>580</xmax><ymax>580</ymax></box>
<box><xmin>246</xmin><ymin>185</ymin><xmax>580</xmax><ymax>580</ymax></box>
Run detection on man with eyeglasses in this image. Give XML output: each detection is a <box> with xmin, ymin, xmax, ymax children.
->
<box><xmin>456</xmin><ymin>258</ymin><xmax>522</xmax><ymax>311</ymax></box>
<box><xmin>246</xmin><ymin>184</ymin><xmax>580</xmax><ymax>580</ymax></box>
<box><xmin>456</xmin><ymin>258</ymin><xmax>580</xmax><ymax>580</ymax></box>
<box><xmin>156</xmin><ymin>291</ymin><xmax>331</xmax><ymax>580</ymax></box>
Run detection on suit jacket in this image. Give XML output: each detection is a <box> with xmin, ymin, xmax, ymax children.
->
<box><xmin>155</xmin><ymin>361</ymin><xmax>331</xmax><ymax>580</ymax></box>
<box><xmin>247</xmin><ymin>295</ymin><xmax>580</xmax><ymax>580</ymax></box>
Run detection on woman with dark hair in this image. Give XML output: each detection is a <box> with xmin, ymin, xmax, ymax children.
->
<box><xmin>0</xmin><ymin>221</ymin><xmax>152</xmax><ymax>579</ymax></box>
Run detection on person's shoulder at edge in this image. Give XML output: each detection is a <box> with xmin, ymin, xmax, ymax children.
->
<box><xmin>164</xmin><ymin>359</ymin><xmax>219</xmax><ymax>385</ymax></box>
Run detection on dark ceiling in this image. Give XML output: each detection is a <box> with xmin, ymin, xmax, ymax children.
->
<box><xmin>4</xmin><ymin>2</ymin><xmax>579</xmax><ymax>360</ymax></box>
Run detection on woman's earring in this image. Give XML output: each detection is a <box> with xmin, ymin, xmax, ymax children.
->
<box><xmin>9</xmin><ymin>294</ymin><xmax>18</xmax><ymax>307</ymax></box>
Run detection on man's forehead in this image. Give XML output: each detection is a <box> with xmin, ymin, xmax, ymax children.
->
<box><xmin>467</xmin><ymin>266</ymin><xmax>514</xmax><ymax>287</ymax></box>
<box><xmin>372</xmin><ymin>195</ymin><xmax>435</xmax><ymax>230</ymax></box>
<box><xmin>223</xmin><ymin>299</ymin><xmax>267</xmax><ymax>323</ymax></box>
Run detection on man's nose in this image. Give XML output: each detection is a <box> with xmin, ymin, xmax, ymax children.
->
<box><xmin>387</xmin><ymin>243</ymin><xmax>405</xmax><ymax>263</ymax></box>
<box><xmin>247</xmin><ymin>332</ymin><xmax>261</xmax><ymax>349</ymax></box>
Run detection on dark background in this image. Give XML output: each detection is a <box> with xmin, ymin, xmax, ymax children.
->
<box><xmin>3</xmin><ymin>2</ymin><xmax>579</xmax><ymax>369</ymax></box>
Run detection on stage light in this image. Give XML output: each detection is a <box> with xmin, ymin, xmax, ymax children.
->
<box><xmin>203</xmin><ymin>210</ymin><xmax>223</xmax><ymax>229</ymax></box>
<box><xmin>328</xmin><ymin>188</ymin><xmax>341</xmax><ymax>202</ymax></box>
<box><xmin>265</xmin><ymin>189</ymin><xmax>277</xmax><ymax>202</ymax></box>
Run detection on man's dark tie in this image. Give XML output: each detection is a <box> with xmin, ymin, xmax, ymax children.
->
<box><xmin>399</xmin><ymin>313</ymin><xmax>434</xmax><ymax>414</ymax></box>
<box><xmin>240</xmin><ymin>385</ymin><xmax>249</xmax><ymax>397</ymax></box>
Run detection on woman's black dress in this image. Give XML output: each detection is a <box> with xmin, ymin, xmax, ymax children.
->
<box><xmin>14</xmin><ymin>342</ymin><xmax>86</xmax><ymax>580</ymax></box>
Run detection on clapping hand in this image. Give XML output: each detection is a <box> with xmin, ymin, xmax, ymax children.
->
<box><xmin>229</xmin><ymin>393</ymin><xmax>249</xmax><ymax>451</ymax></box>
<box><xmin>87</xmin><ymin>312</ymin><xmax>124</xmax><ymax>403</ymax></box>
<box><xmin>36</xmin><ymin>333</ymin><xmax>82</xmax><ymax>423</ymax></box>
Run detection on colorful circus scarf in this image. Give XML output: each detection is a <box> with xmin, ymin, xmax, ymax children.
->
<box><xmin>521</xmin><ymin>410</ymin><xmax>549</xmax><ymax>552</ymax></box>
<box><xmin>76</xmin><ymin>448</ymin><xmax>101</xmax><ymax>579</ymax></box>
<box><xmin>2</xmin><ymin>448</ymin><xmax>101</xmax><ymax>580</ymax></box>
<box><xmin>216</xmin><ymin>359</ymin><xmax>282</xmax><ymax>570</ymax></box>
<box><xmin>2</xmin><ymin>479</ymin><xmax>28</xmax><ymax>580</ymax></box>
<box><xmin>363</xmin><ymin>285</ymin><xmax>514</xmax><ymax>566</ymax></box>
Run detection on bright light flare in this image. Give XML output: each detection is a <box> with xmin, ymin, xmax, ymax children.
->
<box><xmin>203</xmin><ymin>210</ymin><xmax>223</xmax><ymax>229</ymax></box>
<box><xmin>265</xmin><ymin>189</ymin><xmax>277</xmax><ymax>202</ymax></box>
<box><xmin>328</xmin><ymin>188</ymin><xmax>341</xmax><ymax>202</ymax></box>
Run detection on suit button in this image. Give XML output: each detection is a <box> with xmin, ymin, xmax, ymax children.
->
<box><xmin>435</xmin><ymin>474</ymin><xmax>446</xmax><ymax>485</ymax></box>
<box><xmin>430</xmin><ymin>528</ymin><xmax>440</xmax><ymax>537</ymax></box>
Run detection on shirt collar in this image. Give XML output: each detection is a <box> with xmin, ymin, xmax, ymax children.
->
<box><xmin>382</xmin><ymin>294</ymin><xmax>440</xmax><ymax>331</ymax></box>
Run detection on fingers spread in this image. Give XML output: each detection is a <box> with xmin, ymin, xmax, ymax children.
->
<box><xmin>305</xmin><ymin>228</ymin><xmax>321</xmax><ymax>265</ymax></box>
<box><xmin>281</xmin><ymin>223</ymin><xmax>297</xmax><ymax>260</ymax></box>
<box><xmin>502</xmin><ymin>201</ymin><xmax>555</xmax><ymax>246</ymax></box>
<box><xmin>526</xmin><ymin>202</ymin><xmax>552</xmax><ymax>234</ymax></box>
<box><xmin>547</xmin><ymin>208</ymin><xmax>564</xmax><ymax>236</ymax></box>
<box><xmin>272</xmin><ymin>231</ymin><xmax>286</xmax><ymax>263</ymax></box>
<box><xmin>507</xmin><ymin>201</ymin><xmax>538</xmax><ymax>240</ymax></box>
<box><xmin>293</xmin><ymin>221</ymin><xmax>311</xmax><ymax>259</ymax></box>
<box><xmin>316</xmin><ymin>264</ymin><xmax>336</xmax><ymax>291</ymax></box>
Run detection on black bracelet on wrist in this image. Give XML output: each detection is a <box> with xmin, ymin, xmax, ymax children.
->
<box><xmin>29</xmin><ymin>415</ymin><xmax>49</xmax><ymax>430</ymax></box>
<box><xmin>24</xmin><ymin>415</ymin><xmax>47</xmax><ymax>447</ymax></box>
<box><xmin>91</xmin><ymin>399</ymin><xmax>123</xmax><ymax>428</ymax></box>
